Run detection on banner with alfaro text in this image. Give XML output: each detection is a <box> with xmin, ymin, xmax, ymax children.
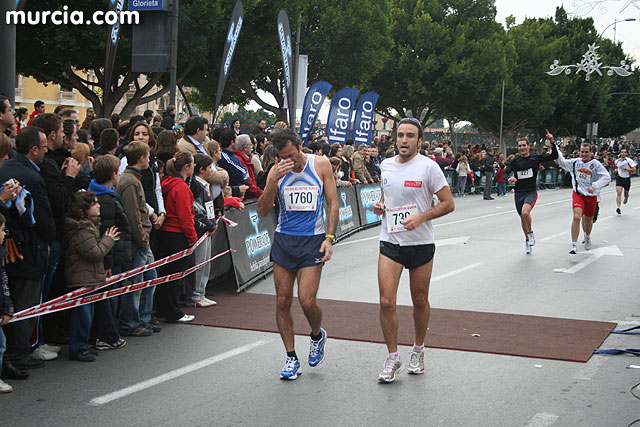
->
<box><xmin>213</xmin><ymin>0</ymin><xmax>244</xmax><ymax>122</ymax></box>
<box><xmin>300</xmin><ymin>81</ymin><xmax>332</xmax><ymax>146</ymax></box>
<box><xmin>325</xmin><ymin>88</ymin><xmax>360</xmax><ymax>145</ymax></box>
<box><xmin>357</xmin><ymin>183</ymin><xmax>383</xmax><ymax>226</ymax></box>
<box><xmin>351</xmin><ymin>92</ymin><xmax>379</xmax><ymax>146</ymax></box>
<box><xmin>224</xmin><ymin>201</ymin><xmax>278</xmax><ymax>291</ymax></box>
<box><xmin>277</xmin><ymin>9</ymin><xmax>295</xmax><ymax>129</ymax></box>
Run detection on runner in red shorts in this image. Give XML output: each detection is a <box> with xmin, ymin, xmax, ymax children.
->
<box><xmin>555</xmin><ymin>138</ymin><xmax>611</xmax><ymax>254</ymax></box>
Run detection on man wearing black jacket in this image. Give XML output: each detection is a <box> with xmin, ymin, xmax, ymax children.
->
<box><xmin>31</xmin><ymin>114</ymin><xmax>81</xmax><ymax>358</ymax></box>
<box><xmin>0</xmin><ymin>127</ymin><xmax>56</xmax><ymax>369</ymax></box>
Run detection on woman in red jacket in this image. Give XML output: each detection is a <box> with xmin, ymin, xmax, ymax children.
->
<box><xmin>155</xmin><ymin>151</ymin><xmax>197</xmax><ymax>323</ymax></box>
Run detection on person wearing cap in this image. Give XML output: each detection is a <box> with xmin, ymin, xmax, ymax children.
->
<box><xmin>433</xmin><ymin>147</ymin><xmax>452</xmax><ymax>171</ymax></box>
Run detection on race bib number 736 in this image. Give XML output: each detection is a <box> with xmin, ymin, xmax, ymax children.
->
<box><xmin>386</xmin><ymin>204</ymin><xmax>419</xmax><ymax>233</ymax></box>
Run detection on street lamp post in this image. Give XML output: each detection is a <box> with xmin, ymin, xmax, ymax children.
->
<box><xmin>601</xmin><ymin>18</ymin><xmax>636</xmax><ymax>43</ymax></box>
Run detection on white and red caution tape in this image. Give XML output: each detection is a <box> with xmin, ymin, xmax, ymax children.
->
<box><xmin>14</xmin><ymin>231</ymin><xmax>213</xmax><ymax>318</ymax></box>
<box><xmin>8</xmin><ymin>248</ymin><xmax>235</xmax><ymax>323</ymax></box>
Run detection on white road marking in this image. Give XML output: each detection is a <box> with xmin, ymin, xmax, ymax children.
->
<box><xmin>89</xmin><ymin>339</ymin><xmax>271</xmax><ymax>406</ymax></box>
<box><xmin>634</xmin><ymin>206</ymin><xmax>640</xmax><ymax>210</ymax></box>
<box><xmin>335</xmin><ymin>235</ymin><xmax>470</xmax><ymax>248</ymax></box>
<box><xmin>432</xmin><ymin>262</ymin><xmax>482</xmax><ymax>282</ymax></box>
<box><xmin>573</xmin><ymin>355</ymin><xmax>608</xmax><ymax>381</ymax></box>
<box><xmin>538</xmin><ymin>231</ymin><xmax>567</xmax><ymax>243</ymax></box>
<box><xmin>525</xmin><ymin>412</ymin><xmax>559</xmax><ymax>427</ymax></box>
<box><xmin>554</xmin><ymin>245</ymin><xmax>623</xmax><ymax>274</ymax></box>
<box><xmin>434</xmin><ymin>198</ymin><xmax>570</xmax><ymax>228</ymax></box>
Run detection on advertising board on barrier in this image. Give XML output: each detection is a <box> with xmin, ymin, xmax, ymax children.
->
<box><xmin>224</xmin><ymin>203</ymin><xmax>278</xmax><ymax>290</ymax></box>
<box><xmin>357</xmin><ymin>183</ymin><xmax>383</xmax><ymax>226</ymax></box>
<box><xmin>336</xmin><ymin>187</ymin><xmax>359</xmax><ymax>237</ymax></box>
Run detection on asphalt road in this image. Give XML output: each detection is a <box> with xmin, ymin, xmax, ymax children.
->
<box><xmin>2</xmin><ymin>183</ymin><xmax>639</xmax><ymax>427</ymax></box>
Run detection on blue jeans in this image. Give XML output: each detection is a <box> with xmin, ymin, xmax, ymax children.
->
<box><xmin>0</xmin><ymin>326</ymin><xmax>6</xmax><ymax>368</ymax></box>
<box><xmin>69</xmin><ymin>304</ymin><xmax>94</xmax><ymax>356</ymax></box>
<box><xmin>119</xmin><ymin>246</ymin><xmax>156</xmax><ymax>332</ymax></box>
<box><xmin>497</xmin><ymin>182</ymin><xmax>506</xmax><ymax>196</ymax></box>
<box><xmin>34</xmin><ymin>240</ymin><xmax>61</xmax><ymax>348</ymax></box>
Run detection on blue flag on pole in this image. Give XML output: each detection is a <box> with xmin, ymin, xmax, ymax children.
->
<box><xmin>299</xmin><ymin>81</ymin><xmax>332</xmax><ymax>146</ymax></box>
<box><xmin>351</xmin><ymin>92</ymin><xmax>379</xmax><ymax>146</ymax></box>
<box><xmin>325</xmin><ymin>88</ymin><xmax>359</xmax><ymax>145</ymax></box>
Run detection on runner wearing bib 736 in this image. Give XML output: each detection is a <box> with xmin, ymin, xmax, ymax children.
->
<box><xmin>372</xmin><ymin>118</ymin><xmax>454</xmax><ymax>383</ymax></box>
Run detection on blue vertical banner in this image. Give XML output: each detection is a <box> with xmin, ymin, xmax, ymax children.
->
<box><xmin>299</xmin><ymin>81</ymin><xmax>332</xmax><ymax>146</ymax></box>
<box><xmin>213</xmin><ymin>0</ymin><xmax>244</xmax><ymax>123</ymax></box>
<box><xmin>277</xmin><ymin>9</ymin><xmax>295</xmax><ymax>129</ymax></box>
<box><xmin>325</xmin><ymin>88</ymin><xmax>360</xmax><ymax>145</ymax></box>
<box><xmin>351</xmin><ymin>92</ymin><xmax>379</xmax><ymax>146</ymax></box>
<box><xmin>103</xmin><ymin>0</ymin><xmax>125</xmax><ymax>109</ymax></box>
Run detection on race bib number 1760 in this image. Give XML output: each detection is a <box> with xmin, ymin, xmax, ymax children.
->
<box><xmin>283</xmin><ymin>186</ymin><xmax>319</xmax><ymax>211</ymax></box>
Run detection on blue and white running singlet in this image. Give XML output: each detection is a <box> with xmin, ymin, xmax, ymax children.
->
<box><xmin>276</xmin><ymin>154</ymin><xmax>325</xmax><ymax>236</ymax></box>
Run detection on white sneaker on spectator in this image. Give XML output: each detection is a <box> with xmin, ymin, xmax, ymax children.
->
<box><xmin>194</xmin><ymin>298</ymin><xmax>216</xmax><ymax>308</ymax></box>
<box><xmin>176</xmin><ymin>314</ymin><xmax>195</xmax><ymax>323</ymax></box>
<box><xmin>203</xmin><ymin>297</ymin><xmax>217</xmax><ymax>306</ymax></box>
<box><xmin>32</xmin><ymin>346</ymin><xmax>58</xmax><ymax>361</ymax></box>
<box><xmin>40</xmin><ymin>343</ymin><xmax>61</xmax><ymax>353</ymax></box>
<box><xmin>0</xmin><ymin>379</ymin><xmax>13</xmax><ymax>393</ymax></box>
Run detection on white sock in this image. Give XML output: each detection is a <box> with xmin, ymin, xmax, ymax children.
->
<box><xmin>584</xmin><ymin>234</ymin><xmax>590</xmax><ymax>239</ymax></box>
<box><xmin>389</xmin><ymin>352</ymin><xmax>399</xmax><ymax>360</ymax></box>
<box><xmin>572</xmin><ymin>242</ymin><xmax>577</xmax><ymax>246</ymax></box>
<box><xmin>413</xmin><ymin>344</ymin><xmax>424</xmax><ymax>353</ymax></box>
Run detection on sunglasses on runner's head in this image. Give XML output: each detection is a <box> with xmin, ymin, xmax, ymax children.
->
<box><xmin>398</xmin><ymin>117</ymin><xmax>423</xmax><ymax>135</ymax></box>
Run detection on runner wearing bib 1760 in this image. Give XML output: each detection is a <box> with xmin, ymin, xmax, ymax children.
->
<box><xmin>502</xmin><ymin>132</ymin><xmax>558</xmax><ymax>254</ymax></box>
<box><xmin>555</xmin><ymin>139</ymin><xmax>611</xmax><ymax>254</ymax></box>
<box><xmin>372</xmin><ymin>118</ymin><xmax>454</xmax><ymax>383</ymax></box>
<box><xmin>614</xmin><ymin>148</ymin><xmax>637</xmax><ymax>215</ymax></box>
<box><xmin>257</xmin><ymin>128</ymin><xmax>338</xmax><ymax>381</ymax></box>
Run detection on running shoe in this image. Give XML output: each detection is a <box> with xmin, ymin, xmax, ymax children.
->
<box><xmin>308</xmin><ymin>328</ymin><xmax>327</xmax><ymax>367</ymax></box>
<box><xmin>378</xmin><ymin>356</ymin><xmax>403</xmax><ymax>383</ymax></box>
<box><xmin>32</xmin><ymin>346</ymin><xmax>58</xmax><ymax>361</ymax></box>
<box><xmin>40</xmin><ymin>344</ymin><xmax>61</xmax><ymax>353</ymax></box>
<box><xmin>624</xmin><ymin>196</ymin><xmax>629</xmax><ymax>205</ymax></box>
<box><xmin>408</xmin><ymin>350</ymin><xmax>425</xmax><ymax>375</ymax></box>
<box><xmin>569</xmin><ymin>244</ymin><xmax>577</xmax><ymax>255</ymax></box>
<box><xmin>528</xmin><ymin>231</ymin><xmax>536</xmax><ymax>246</ymax></box>
<box><xmin>616</xmin><ymin>208</ymin><xmax>621</xmax><ymax>215</ymax></box>
<box><xmin>280</xmin><ymin>357</ymin><xmax>301</xmax><ymax>380</ymax></box>
<box><xmin>584</xmin><ymin>235</ymin><xmax>591</xmax><ymax>251</ymax></box>
<box><xmin>525</xmin><ymin>240</ymin><xmax>532</xmax><ymax>255</ymax></box>
<box><xmin>0</xmin><ymin>379</ymin><xmax>13</xmax><ymax>393</ymax></box>
<box><xmin>95</xmin><ymin>338</ymin><xmax>127</xmax><ymax>351</ymax></box>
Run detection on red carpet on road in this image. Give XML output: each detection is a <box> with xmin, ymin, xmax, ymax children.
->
<box><xmin>183</xmin><ymin>292</ymin><xmax>615</xmax><ymax>363</ymax></box>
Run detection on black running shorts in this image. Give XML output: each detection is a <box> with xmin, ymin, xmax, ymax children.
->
<box><xmin>616</xmin><ymin>176</ymin><xmax>631</xmax><ymax>191</ymax></box>
<box><xmin>379</xmin><ymin>241</ymin><xmax>435</xmax><ymax>269</ymax></box>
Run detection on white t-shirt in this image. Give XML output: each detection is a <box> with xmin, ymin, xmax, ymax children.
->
<box><xmin>379</xmin><ymin>154</ymin><xmax>448</xmax><ymax>246</ymax></box>
<box><xmin>615</xmin><ymin>157</ymin><xmax>637</xmax><ymax>178</ymax></box>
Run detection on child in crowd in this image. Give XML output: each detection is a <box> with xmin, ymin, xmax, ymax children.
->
<box><xmin>116</xmin><ymin>142</ymin><xmax>158</xmax><ymax>337</ymax></box>
<box><xmin>87</xmin><ymin>155</ymin><xmax>131</xmax><ymax>350</ymax></box>
<box><xmin>65</xmin><ymin>191</ymin><xmax>119</xmax><ymax>362</ymax></box>
<box><xmin>0</xmin><ymin>213</ymin><xmax>15</xmax><ymax>392</ymax></box>
<box><xmin>185</xmin><ymin>154</ymin><xmax>218</xmax><ymax>308</ymax></box>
